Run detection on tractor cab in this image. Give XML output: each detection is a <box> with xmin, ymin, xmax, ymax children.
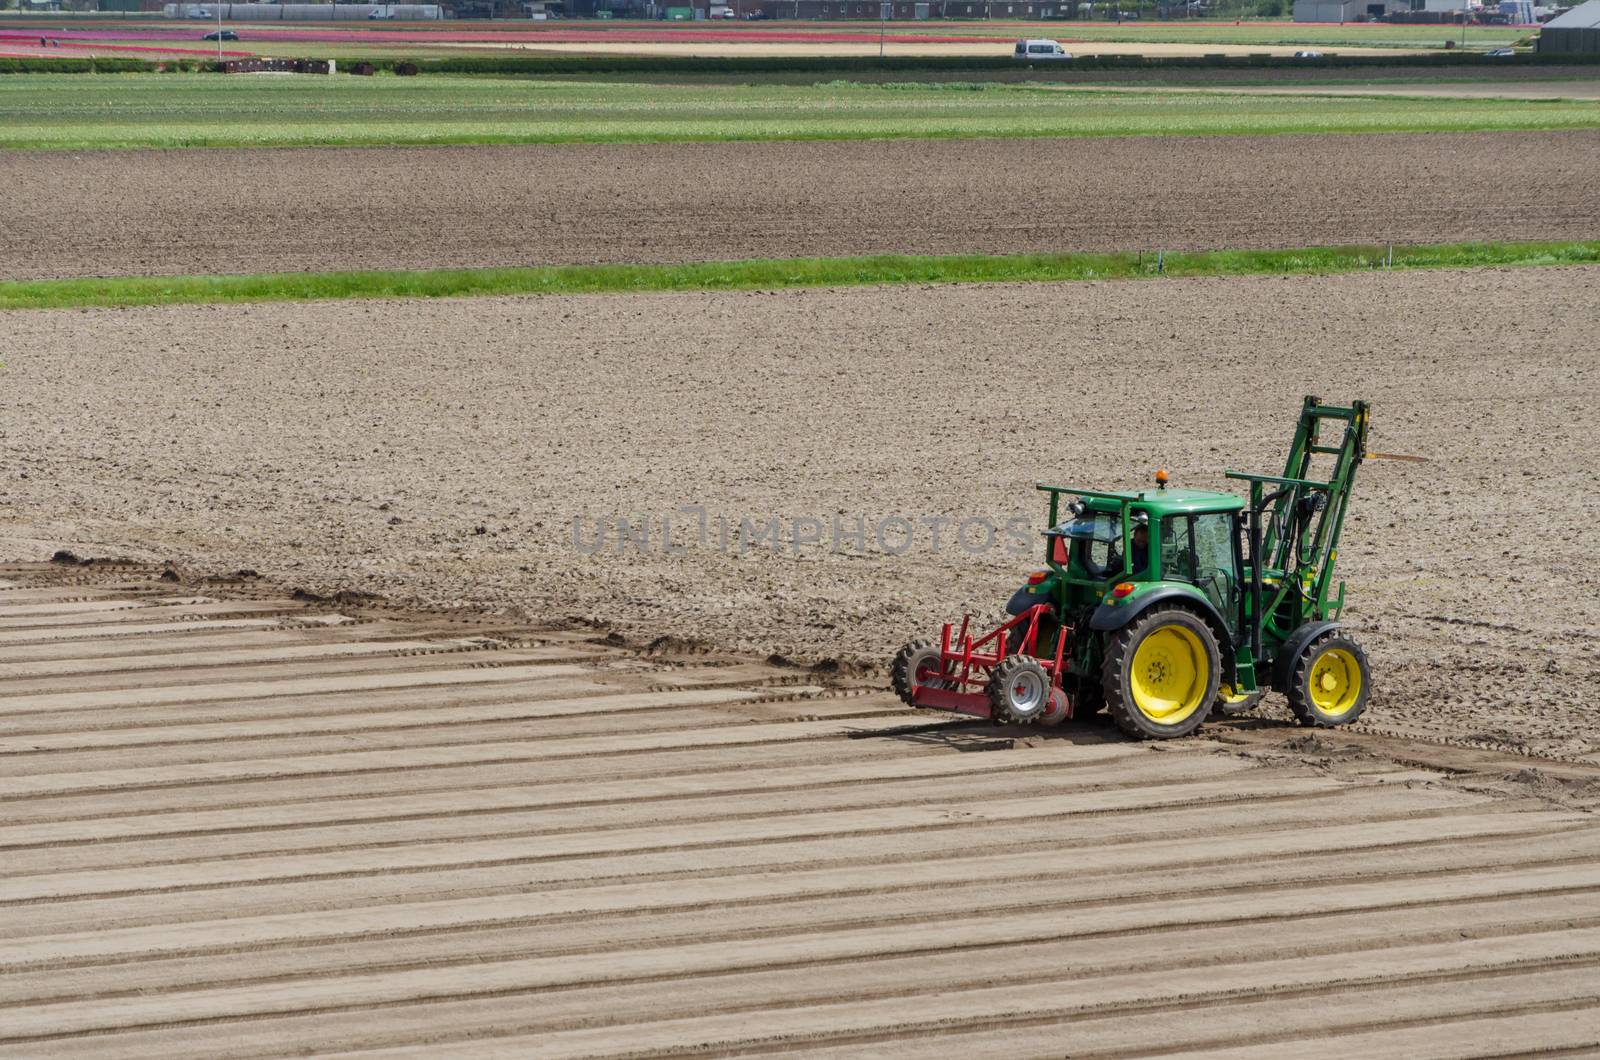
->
<box><xmin>1040</xmin><ymin>487</ymin><xmax>1245</xmax><ymax>634</ymax></box>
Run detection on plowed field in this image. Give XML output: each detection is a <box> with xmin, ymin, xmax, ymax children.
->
<box><xmin>2</xmin><ymin>562</ymin><xmax>1598</xmax><ymax>1056</ymax></box>
<box><xmin>4</xmin><ymin>265</ymin><xmax>1597</xmax><ymax>759</ymax></box>
<box><xmin>4</xmin><ymin>129</ymin><xmax>1597</xmax><ymax>281</ymax></box>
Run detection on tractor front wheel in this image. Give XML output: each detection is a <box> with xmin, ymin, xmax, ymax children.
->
<box><xmin>1286</xmin><ymin>631</ymin><xmax>1371</xmax><ymax>728</ymax></box>
<box><xmin>891</xmin><ymin>639</ymin><xmax>952</xmax><ymax>707</ymax></box>
<box><xmin>1101</xmin><ymin>607</ymin><xmax>1220</xmax><ymax>740</ymax></box>
<box><xmin>989</xmin><ymin>655</ymin><xmax>1053</xmax><ymax>725</ymax></box>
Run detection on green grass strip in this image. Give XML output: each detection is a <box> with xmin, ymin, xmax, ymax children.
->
<box><xmin>4</xmin><ymin>240</ymin><xmax>1598</xmax><ymax>311</ymax></box>
<box><xmin>7</xmin><ymin>74</ymin><xmax>1599</xmax><ymax>152</ymax></box>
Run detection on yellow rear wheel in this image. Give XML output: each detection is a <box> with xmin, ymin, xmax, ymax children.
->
<box><xmin>1102</xmin><ymin>607</ymin><xmax>1220</xmax><ymax>740</ymax></box>
<box><xmin>1287</xmin><ymin>631</ymin><xmax>1371</xmax><ymax>728</ymax></box>
<box><xmin>1129</xmin><ymin>626</ymin><xmax>1210</xmax><ymax>726</ymax></box>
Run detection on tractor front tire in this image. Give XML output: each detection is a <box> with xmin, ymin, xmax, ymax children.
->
<box><xmin>1102</xmin><ymin>606</ymin><xmax>1220</xmax><ymax>740</ymax></box>
<box><xmin>988</xmin><ymin>655</ymin><xmax>1052</xmax><ymax>725</ymax></box>
<box><xmin>1286</xmin><ymin>631</ymin><xmax>1371</xmax><ymax>728</ymax></box>
<box><xmin>891</xmin><ymin>639</ymin><xmax>951</xmax><ymax>707</ymax></box>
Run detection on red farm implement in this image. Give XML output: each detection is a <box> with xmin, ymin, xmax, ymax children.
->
<box><xmin>891</xmin><ymin>597</ymin><xmax>1075</xmax><ymax>727</ymax></box>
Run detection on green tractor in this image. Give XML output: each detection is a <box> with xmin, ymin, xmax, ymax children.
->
<box><xmin>893</xmin><ymin>396</ymin><xmax>1373</xmax><ymax>740</ymax></box>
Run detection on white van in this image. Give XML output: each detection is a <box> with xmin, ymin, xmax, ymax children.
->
<box><xmin>1013</xmin><ymin>38</ymin><xmax>1071</xmax><ymax>59</ymax></box>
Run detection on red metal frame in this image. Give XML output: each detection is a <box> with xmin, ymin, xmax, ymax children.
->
<box><xmin>910</xmin><ymin>603</ymin><xmax>1072</xmax><ymax>720</ymax></box>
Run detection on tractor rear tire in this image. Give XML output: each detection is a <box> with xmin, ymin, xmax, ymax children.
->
<box><xmin>891</xmin><ymin>639</ymin><xmax>951</xmax><ymax>707</ymax></box>
<box><xmin>1101</xmin><ymin>606</ymin><xmax>1220</xmax><ymax>740</ymax></box>
<box><xmin>1286</xmin><ymin>630</ymin><xmax>1371</xmax><ymax>728</ymax></box>
<box><xmin>988</xmin><ymin>655</ymin><xmax>1052</xmax><ymax>725</ymax></box>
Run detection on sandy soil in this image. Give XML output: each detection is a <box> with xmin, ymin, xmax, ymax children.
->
<box><xmin>4</xmin><ymin>130</ymin><xmax>1597</xmax><ymax>282</ymax></box>
<box><xmin>5</xmin><ymin>564</ymin><xmax>1599</xmax><ymax>1055</ymax></box>
<box><xmin>3</xmin><ymin>266</ymin><xmax>1597</xmax><ymax>758</ymax></box>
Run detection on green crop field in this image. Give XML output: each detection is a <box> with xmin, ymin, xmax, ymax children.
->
<box><xmin>2</xmin><ymin>73</ymin><xmax>1594</xmax><ymax>150</ymax></box>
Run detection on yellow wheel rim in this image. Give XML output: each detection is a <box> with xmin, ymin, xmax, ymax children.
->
<box><xmin>1129</xmin><ymin>625</ymin><xmax>1209</xmax><ymax>726</ymax></box>
<box><xmin>1309</xmin><ymin>647</ymin><xmax>1362</xmax><ymax>717</ymax></box>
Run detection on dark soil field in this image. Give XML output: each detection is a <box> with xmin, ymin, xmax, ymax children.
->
<box><xmin>4</xmin><ymin>265</ymin><xmax>1597</xmax><ymax>759</ymax></box>
<box><xmin>3</xmin><ymin>129</ymin><xmax>1597</xmax><ymax>281</ymax></box>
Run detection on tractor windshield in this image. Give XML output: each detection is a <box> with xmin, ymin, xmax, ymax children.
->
<box><xmin>1060</xmin><ymin>512</ymin><xmax>1120</xmax><ymax>579</ymax></box>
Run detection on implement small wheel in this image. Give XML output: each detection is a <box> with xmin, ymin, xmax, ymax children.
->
<box><xmin>1286</xmin><ymin>631</ymin><xmax>1371</xmax><ymax>728</ymax></box>
<box><xmin>1101</xmin><ymin>606</ymin><xmax>1219</xmax><ymax>740</ymax></box>
<box><xmin>1214</xmin><ymin>685</ymin><xmax>1266</xmax><ymax>717</ymax></box>
<box><xmin>1037</xmin><ymin>687</ymin><xmax>1071</xmax><ymax>728</ymax></box>
<box><xmin>892</xmin><ymin>639</ymin><xmax>952</xmax><ymax>707</ymax></box>
<box><xmin>989</xmin><ymin>655</ymin><xmax>1052</xmax><ymax>725</ymax></box>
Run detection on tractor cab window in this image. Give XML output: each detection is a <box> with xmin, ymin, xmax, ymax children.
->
<box><xmin>1055</xmin><ymin>512</ymin><xmax>1120</xmax><ymax>579</ymax></box>
<box><xmin>1161</xmin><ymin>517</ymin><xmax>1195</xmax><ymax>582</ymax></box>
<box><xmin>1195</xmin><ymin>513</ymin><xmax>1238</xmax><ymax>620</ymax></box>
<box><xmin>1089</xmin><ymin>512</ymin><xmax>1151</xmax><ymax>579</ymax></box>
<box><xmin>1161</xmin><ymin>512</ymin><xmax>1241</xmax><ymax>634</ymax></box>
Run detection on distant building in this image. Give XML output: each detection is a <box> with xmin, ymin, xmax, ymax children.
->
<box><xmin>1539</xmin><ymin>0</ymin><xmax>1600</xmax><ymax>49</ymax></box>
<box><xmin>1292</xmin><ymin>0</ymin><xmax>1403</xmax><ymax>20</ymax></box>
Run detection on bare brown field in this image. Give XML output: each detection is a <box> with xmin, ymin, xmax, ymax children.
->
<box><xmin>4</xmin><ymin>266</ymin><xmax>1598</xmax><ymax>759</ymax></box>
<box><xmin>3</xmin><ymin>130</ymin><xmax>1597</xmax><ymax>282</ymax></box>
<box><xmin>1</xmin><ymin>560</ymin><xmax>1598</xmax><ymax>1056</ymax></box>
